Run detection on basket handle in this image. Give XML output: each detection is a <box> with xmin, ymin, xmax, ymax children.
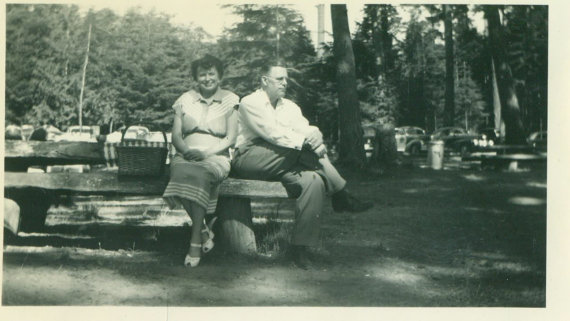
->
<box><xmin>120</xmin><ymin>125</ymin><xmax>167</xmax><ymax>144</ymax></box>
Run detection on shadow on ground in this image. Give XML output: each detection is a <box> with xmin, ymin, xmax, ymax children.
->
<box><xmin>3</xmin><ymin>156</ymin><xmax>546</xmax><ymax>306</ymax></box>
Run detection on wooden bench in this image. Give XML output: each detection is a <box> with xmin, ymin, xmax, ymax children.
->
<box><xmin>474</xmin><ymin>144</ymin><xmax>535</xmax><ymax>155</ymax></box>
<box><xmin>4</xmin><ymin>140</ymin><xmax>290</xmax><ymax>254</ymax></box>
<box><xmin>462</xmin><ymin>152</ymin><xmax>546</xmax><ymax>171</ymax></box>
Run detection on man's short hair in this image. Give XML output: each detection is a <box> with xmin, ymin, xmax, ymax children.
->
<box><xmin>260</xmin><ymin>59</ymin><xmax>288</xmax><ymax>76</ymax></box>
<box><xmin>191</xmin><ymin>54</ymin><xmax>224</xmax><ymax>80</ymax></box>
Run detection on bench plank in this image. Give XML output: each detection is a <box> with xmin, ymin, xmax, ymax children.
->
<box><xmin>479</xmin><ymin>144</ymin><xmax>533</xmax><ymax>154</ymax></box>
<box><xmin>463</xmin><ymin>153</ymin><xmax>546</xmax><ymax>171</ymax></box>
<box><xmin>463</xmin><ymin>153</ymin><xmax>546</xmax><ymax>162</ymax></box>
<box><xmin>4</xmin><ymin>141</ymin><xmax>105</xmax><ymax>167</ymax></box>
<box><xmin>4</xmin><ymin>172</ymin><xmax>289</xmax><ymax>199</ymax></box>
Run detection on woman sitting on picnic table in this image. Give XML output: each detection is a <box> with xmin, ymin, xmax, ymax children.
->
<box><xmin>163</xmin><ymin>55</ymin><xmax>239</xmax><ymax>267</ymax></box>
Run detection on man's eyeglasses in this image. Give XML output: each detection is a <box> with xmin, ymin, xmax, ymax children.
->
<box><xmin>264</xmin><ymin>76</ymin><xmax>288</xmax><ymax>84</ymax></box>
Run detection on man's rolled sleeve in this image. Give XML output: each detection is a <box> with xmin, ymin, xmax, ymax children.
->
<box><xmin>239</xmin><ymin>100</ymin><xmax>305</xmax><ymax>150</ymax></box>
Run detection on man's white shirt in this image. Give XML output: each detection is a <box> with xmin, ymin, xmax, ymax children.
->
<box><xmin>236</xmin><ymin>89</ymin><xmax>318</xmax><ymax>150</ymax></box>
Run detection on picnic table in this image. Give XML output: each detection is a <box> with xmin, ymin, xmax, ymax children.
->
<box><xmin>4</xmin><ymin>140</ymin><xmax>291</xmax><ymax>254</ymax></box>
<box><xmin>463</xmin><ymin>144</ymin><xmax>546</xmax><ymax>170</ymax></box>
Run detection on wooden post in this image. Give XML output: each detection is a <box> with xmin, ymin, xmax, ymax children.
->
<box><xmin>4</xmin><ymin>198</ymin><xmax>21</xmax><ymax>235</ymax></box>
<box><xmin>214</xmin><ymin>196</ymin><xmax>257</xmax><ymax>254</ymax></box>
<box><xmin>4</xmin><ymin>188</ymin><xmax>54</xmax><ymax>232</ymax></box>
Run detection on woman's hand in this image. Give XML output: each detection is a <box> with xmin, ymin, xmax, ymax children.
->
<box><xmin>182</xmin><ymin>148</ymin><xmax>209</xmax><ymax>161</ymax></box>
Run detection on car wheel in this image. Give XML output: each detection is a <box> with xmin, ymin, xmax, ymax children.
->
<box><xmin>409</xmin><ymin>144</ymin><xmax>420</xmax><ymax>156</ymax></box>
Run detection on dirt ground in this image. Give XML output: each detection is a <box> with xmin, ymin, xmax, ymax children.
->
<box><xmin>2</xmin><ymin>156</ymin><xmax>546</xmax><ymax>307</ymax></box>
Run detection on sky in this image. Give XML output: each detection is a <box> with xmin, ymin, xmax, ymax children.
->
<box><xmin>77</xmin><ymin>1</ymin><xmax>368</xmax><ymax>45</ymax></box>
<box><xmin>77</xmin><ymin>1</ymin><xmax>486</xmax><ymax>48</ymax></box>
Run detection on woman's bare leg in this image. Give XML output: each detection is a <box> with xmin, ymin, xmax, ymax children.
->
<box><xmin>179</xmin><ymin>199</ymin><xmax>206</xmax><ymax>259</ymax></box>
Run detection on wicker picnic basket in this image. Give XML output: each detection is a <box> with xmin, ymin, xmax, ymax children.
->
<box><xmin>116</xmin><ymin>128</ymin><xmax>168</xmax><ymax>177</ymax></box>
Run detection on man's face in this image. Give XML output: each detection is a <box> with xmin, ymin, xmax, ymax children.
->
<box><xmin>196</xmin><ymin>66</ymin><xmax>220</xmax><ymax>95</ymax></box>
<box><xmin>263</xmin><ymin>66</ymin><xmax>288</xmax><ymax>101</ymax></box>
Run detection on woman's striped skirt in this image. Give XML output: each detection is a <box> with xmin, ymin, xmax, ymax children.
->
<box><xmin>163</xmin><ymin>153</ymin><xmax>230</xmax><ymax>214</ymax></box>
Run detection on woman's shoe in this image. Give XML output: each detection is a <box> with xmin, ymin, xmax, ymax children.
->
<box><xmin>201</xmin><ymin>226</ymin><xmax>215</xmax><ymax>253</ymax></box>
<box><xmin>184</xmin><ymin>243</ymin><xmax>202</xmax><ymax>267</ymax></box>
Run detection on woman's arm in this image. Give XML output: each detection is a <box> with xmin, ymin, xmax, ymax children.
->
<box><xmin>173</xmin><ymin>115</ymin><xmax>211</xmax><ymax>161</ymax></box>
<box><xmin>173</xmin><ymin>115</ymin><xmax>208</xmax><ymax>161</ymax></box>
<box><xmin>205</xmin><ymin>109</ymin><xmax>238</xmax><ymax>156</ymax></box>
<box><xmin>171</xmin><ymin>114</ymin><xmax>190</xmax><ymax>155</ymax></box>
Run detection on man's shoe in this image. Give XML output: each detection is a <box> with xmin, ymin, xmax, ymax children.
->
<box><xmin>332</xmin><ymin>189</ymin><xmax>373</xmax><ymax>213</ymax></box>
<box><xmin>288</xmin><ymin>245</ymin><xmax>312</xmax><ymax>270</ymax></box>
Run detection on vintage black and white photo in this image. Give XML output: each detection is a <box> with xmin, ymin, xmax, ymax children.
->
<box><xmin>2</xmin><ymin>0</ymin><xmax>564</xmax><ymax>317</ymax></box>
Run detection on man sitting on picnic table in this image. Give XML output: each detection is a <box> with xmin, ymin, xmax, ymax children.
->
<box><xmin>231</xmin><ymin>61</ymin><xmax>373</xmax><ymax>268</ymax></box>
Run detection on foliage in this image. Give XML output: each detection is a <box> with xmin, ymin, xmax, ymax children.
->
<box><xmin>6</xmin><ymin>4</ymin><xmax>82</xmax><ymax>128</ymax></box>
<box><xmin>6</xmin><ymin>4</ymin><xmax>209</xmax><ymax>131</ymax></box>
<box><xmin>5</xmin><ymin>3</ymin><xmax>547</xmax><ymax>143</ymax></box>
<box><xmin>218</xmin><ymin>5</ymin><xmax>316</xmax><ymax>99</ymax></box>
<box><xmin>503</xmin><ymin>5</ymin><xmax>548</xmax><ymax>133</ymax></box>
<box><xmin>353</xmin><ymin>4</ymin><xmax>400</xmax><ymax>126</ymax></box>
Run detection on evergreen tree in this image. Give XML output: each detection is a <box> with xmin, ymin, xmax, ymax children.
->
<box><xmin>6</xmin><ymin>4</ymin><xmax>83</xmax><ymax>128</ymax></box>
<box><xmin>219</xmin><ymin>5</ymin><xmax>316</xmax><ymax>99</ymax></box>
<box><xmin>503</xmin><ymin>5</ymin><xmax>548</xmax><ymax>133</ymax></box>
<box><xmin>353</xmin><ymin>4</ymin><xmax>401</xmax><ymax>126</ymax></box>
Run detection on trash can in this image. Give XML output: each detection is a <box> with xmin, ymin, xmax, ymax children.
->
<box><xmin>427</xmin><ymin>140</ymin><xmax>444</xmax><ymax>170</ymax></box>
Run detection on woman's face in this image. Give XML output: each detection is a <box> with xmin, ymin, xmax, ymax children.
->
<box><xmin>196</xmin><ymin>66</ymin><xmax>220</xmax><ymax>96</ymax></box>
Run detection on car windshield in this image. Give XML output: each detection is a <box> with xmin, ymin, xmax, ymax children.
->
<box><xmin>434</xmin><ymin>129</ymin><xmax>448</xmax><ymax>136</ymax></box>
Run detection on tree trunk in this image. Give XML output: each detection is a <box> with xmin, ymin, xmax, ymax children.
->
<box><xmin>485</xmin><ymin>7</ymin><xmax>526</xmax><ymax>144</ymax></box>
<box><xmin>372</xmin><ymin>124</ymin><xmax>398</xmax><ymax>169</ymax></box>
<box><xmin>331</xmin><ymin>4</ymin><xmax>366</xmax><ymax>167</ymax></box>
<box><xmin>368</xmin><ymin>5</ymin><xmax>394</xmax><ymax>81</ymax></box>
<box><xmin>491</xmin><ymin>58</ymin><xmax>505</xmax><ymax>141</ymax></box>
<box><xmin>368</xmin><ymin>5</ymin><xmax>382</xmax><ymax>77</ymax></box>
<box><xmin>443</xmin><ymin>5</ymin><xmax>455</xmax><ymax>127</ymax></box>
<box><xmin>379</xmin><ymin>6</ymin><xmax>394</xmax><ymax>72</ymax></box>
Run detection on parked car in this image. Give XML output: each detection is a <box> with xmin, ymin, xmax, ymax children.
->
<box><xmin>21</xmin><ymin>124</ymin><xmax>34</xmax><ymax>140</ymax></box>
<box><xmin>472</xmin><ymin>127</ymin><xmax>500</xmax><ymax>150</ymax></box>
<box><xmin>123</xmin><ymin>125</ymin><xmax>150</xmax><ymax>141</ymax></box>
<box><xmin>54</xmin><ymin>125</ymin><xmax>96</xmax><ymax>142</ymax></box>
<box><xmin>527</xmin><ymin>130</ymin><xmax>547</xmax><ymax>152</ymax></box>
<box><xmin>394</xmin><ymin>126</ymin><xmax>428</xmax><ymax>155</ymax></box>
<box><xmin>5</xmin><ymin>125</ymin><xmax>23</xmax><ymax>140</ymax></box>
<box><xmin>43</xmin><ymin>125</ymin><xmax>63</xmax><ymax>141</ymax></box>
<box><xmin>147</xmin><ymin>131</ymin><xmax>171</xmax><ymax>143</ymax></box>
<box><xmin>362</xmin><ymin>125</ymin><xmax>377</xmax><ymax>160</ymax></box>
<box><xmin>430</xmin><ymin>126</ymin><xmax>479</xmax><ymax>155</ymax></box>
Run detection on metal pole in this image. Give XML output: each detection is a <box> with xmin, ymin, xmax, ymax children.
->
<box><xmin>79</xmin><ymin>23</ymin><xmax>92</xmax><ymax>130</ymax></box>
<box><xmin>317</xmin><ymin>4</ymin><xmax>325</xmax><ymax>57</ymax></box>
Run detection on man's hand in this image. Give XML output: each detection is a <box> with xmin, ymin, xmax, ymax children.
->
<box><xmin>182</xmin><ymin>148</ymin><xmax>208</xmax><ymax>161</ymax></box>
<box><xmin>304</xmin><ymin>129</ymin><xmax>323</xmax><ymax>150</ymax></box>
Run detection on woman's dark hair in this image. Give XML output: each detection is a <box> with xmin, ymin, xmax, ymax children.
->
<box><xmin>191</xmin><ymin>54</ymin><xmax>224</xmax><ymax>80</ymax></box>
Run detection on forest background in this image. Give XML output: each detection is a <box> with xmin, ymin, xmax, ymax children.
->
<box><xmin>4</xmin><ymin>3</ymin><xmax>547</xmax><ymax>153</ymax></box>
